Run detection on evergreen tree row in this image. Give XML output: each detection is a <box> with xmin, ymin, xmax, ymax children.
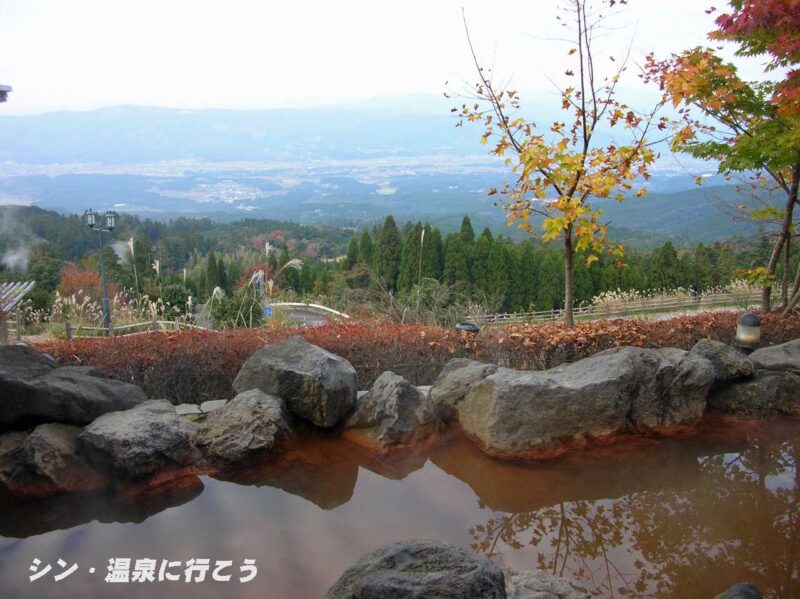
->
<box><xmin>344</xmin><ymin>216</ymin><xmax>762</xmax><ymax>312</ymax></box>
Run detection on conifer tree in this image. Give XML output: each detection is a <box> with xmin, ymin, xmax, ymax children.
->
<box><xmin>206</xmin><ymin>252</ymin><xmax>219</xmax><ymax>291</ymax></box>
<box><xmin>358</xmin><ymin>228</ymin><xmax>375</xmax><ymax>266</ymax></box>
<box><xmin>443</xmin><ymin>233</ymin><xmax>470</xmax><ymax>286</ymax></box>
<box><xmin>398</xmin><ymin>222</ymin><xmax>424</xmax><ymax>291</ymax></box>
<box><xmin>345</xmin><ymin>237</ymin><xmax>360</xmax><ymax>270</ymax></box>
<box><xmin>460</xmin><ymin>215</ymin><xmax>475</xmax><ymax>244</ymax></box>
<box><xmin>217</xmin><ymin>258</ymin><xmax>228</xmax><ymax>292</ymax></box>
<box><xmin>536</xmin><ymin>251</ymin><xmax>564</xmax><ymax>310</ymax></box>
<box><xmin>420</xmin><ymin>226</ymin><xmax>444</xmax><ymax>280</ymax></box>
<box><xmin>376</xmin><ymin>215</ymin><xmax>402</xmax><ymax>291</ymax></box>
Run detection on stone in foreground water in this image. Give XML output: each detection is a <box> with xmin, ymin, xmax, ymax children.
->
<box><xmin>326</xmin><ymin>539</ymin><xmax>506</xmax><ymax>598</ymax></box>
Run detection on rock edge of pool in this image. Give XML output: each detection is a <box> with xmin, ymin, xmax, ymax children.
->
<box><xmin>2</xmin><ymin>336</ymin><xmax>799</xmax><ymax>598</ymax></box>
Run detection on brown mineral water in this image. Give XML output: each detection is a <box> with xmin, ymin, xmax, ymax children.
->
<box><xmin>1</xmin><ymin>417</ymin><xmax>798</xmax><ymax>598</ymax></box>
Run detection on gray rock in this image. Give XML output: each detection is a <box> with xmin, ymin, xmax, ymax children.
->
<box><xmin>233</xmin><ymin>336</ymin><xmax>357</xmax><ymax>428</ymax></box>
<box><xmin>344</xmin><ymin>371</ymin><xmax>440</xmax><ymax>449</ymax></box>
<box><xmin>175</xmin><ymin>404</ymin><xmax>202</xmax><ymax>415</ymax></box>
<box><xmin>0</xmin><ymin>344</ymin><xmax>57</xmax><ymax>380</ymax></box>
<box><xmin>630</xmin><ymin>348</ymin><xmax>715</xmax><ymax>430</ymax></box>
<box><xmin>505</xmin><ymin>570</ymin><xmax>589</xmax><ymax>599</ymax></box>
<box><xmin>325</xmin><ymin>539</ymin><xmax>506</xmax><ymax>598</ymax></box>
<box><xmin>712</xmin><ymin>583</ymin><xmax>763</xmax><ymax>599</ymax></box>
<box><xmin>429</xmin><ymin>358</ymin><xmax>498</xmax><ymax>421</ymax></box>
<box><xmin>78</xmin><ymin>400</ymin><xmax>200</xmax><ymax>479</ymax></box>
<box><xmin>0</xmin><ymin>346</ymin><xmax>148</xmax><ymax>428</ymax></box>
<box><xmin>200</xmin><ymin>389</ymin><xmax>293</xmax><ymax>463</ymax></box>
<box><xmin>708</xmin><ymin>370</ymin><xmax>800</xmax><ymax>417</ymax></box>
<box><xmin>458</xmin><ymin>347</ymin><xmax>713</xmax><ymax>459</ymax></box>
<box><xmin>200</xmin><ymin>399</ymin><xmax>228</xmax><ymax>413</ymax></box>
<box><xmin>0</xmin><ymin>423</ymin><xmax>104</xmax><ymax>499</ymax></box>
<box><xmin>689</xmin><ymin>339</ymin><xmax>755</xmax><ymax>386</ymax></box>
<box><xmin>750</xmin><ymin>338</ymin><xmax>800</xmax><ymax>374</ymax></box>
<box><xmin>0</xmin><ymin>345</ymin><xmax>57</xmax><ymax>423</ymax></box>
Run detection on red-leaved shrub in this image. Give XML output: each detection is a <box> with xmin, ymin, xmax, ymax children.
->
<box><xmin>35</xmin><ymin>311</ymin><xmax>800</xmax><ymax>404</ymax></box>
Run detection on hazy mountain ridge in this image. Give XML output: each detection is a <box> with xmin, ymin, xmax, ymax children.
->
<box><xmin>0</xmin><ymin>104</ymin><xmax>482</xmax><ymax>164</ymax></box>
<box><xmin>0</xmin><ymin>104</ymin><xmax>758</xmax><ymax>245</ymax></box>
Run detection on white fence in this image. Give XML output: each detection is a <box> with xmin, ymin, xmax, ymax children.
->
<box><xmin>473</xmin><ymin>290</ymin><xmax>762</xmax><ymax>326</ymax></box>
<box><xmin>64</xmin><ymin>319</ymin><xmax>207</xmax><ymax>339</ymax></box>
<box><xmin>0</xmin><ymin>281</ymin><xmax>35</xmax><ymax>344</ymax></box>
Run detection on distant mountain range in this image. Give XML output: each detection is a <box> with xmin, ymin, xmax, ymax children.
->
<box><xmin>0</xmin><ymin>103</ymin><xmax>770</xmax><ymax>246</ymax></box>
<box><xmin>0</xmin><ymin>103</ymin><xmax>482</xmax><ymax>163</ymax></box>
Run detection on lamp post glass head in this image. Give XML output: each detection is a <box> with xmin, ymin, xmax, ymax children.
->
<box><xmin>105</xmin><ymin>211</ymin><xmax>116</xmax><ymax>230</ymax></box>
<box><xmin>84</xmin><ymin>209</ymin><xmax>97</xmax><ymax>228</ymax></box>
<box><xmin>736</xmin><ymin>312</ymin><xmax>762</xmax><ymax>350</ymax></box>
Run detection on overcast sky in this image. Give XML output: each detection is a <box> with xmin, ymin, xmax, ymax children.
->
<box><xmin>0</xmin><ymin>0</ymin><xmax>767</xmax><ymax>115</ymax></box>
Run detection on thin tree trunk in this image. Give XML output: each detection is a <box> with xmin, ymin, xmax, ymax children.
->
<box><xmin>779</xmin><ymin>164</ymin><xmax>800</xmax><ymax>315</ymax></box>
<box><xmin>764</xmin><ymin>162</ymin><xmax>800</xmax><ymax>311</ymax></box>
<box><xmin>783</xmin><ymin>259</ymin><xmax>800</xmax><ymax>316</ymax></box>
<box><xmin>564</xmin><ymin>229</ymin><xmax>575</xmax><ymax>327</ymax></box>
<box><xmin>782</xmin><ymin>234</ymin><xmax>791</xmax><ymax>309</ymax></box>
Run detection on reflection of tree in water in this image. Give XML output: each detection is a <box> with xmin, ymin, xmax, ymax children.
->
<box><xmin>468</xmin><ymin>437</ymin><xmax>800</xmax><ymax>598</ymax></box>
<box><xmin>469</xmin><ymin>500</ymin><xmax>650</xmax><ymax>597</ymax></box>
<box><xmin>627</xmin><ymin>438</ymin><xmax>800</xmax><ymax>598</ymax></box>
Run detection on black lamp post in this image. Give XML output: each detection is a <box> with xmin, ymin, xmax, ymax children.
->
<box><xmin>0</xmin><ymin>85</ymin><xmax>11</xmax><ymax>103</ymax></box>
<box><xmin>84</xmin><ymin>209</ymin><xmax>117</xmax><ymax>334</ymax></box>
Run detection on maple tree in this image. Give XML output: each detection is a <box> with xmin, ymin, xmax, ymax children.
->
<box><xmin>645</xmin><ymin>1</ymin><xmax>800</xmax><ymax>314</ymax></box>
<box><xmin>58</xmin><ymin>263</ymin><xmax>117</xmax><ymax>302</ymax></box>
<box><xmin>713</xmin><ymin>0</ymin><xmax>800</xmax><ymax>111</ymax></box>
<box><xmin>452</xmin><ymin>0</ymin><xmax>660</xmax><ymax>326</ymax></box>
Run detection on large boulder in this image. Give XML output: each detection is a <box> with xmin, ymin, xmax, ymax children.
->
<box><xmin>0</xmin><ymin>344</ymin><xmax>57</xmax><ymax>380</ymax></box>
<box><xmin>325</xmin><ymin>539</ymin><xmax>506</xmax><ymax>598</ymax></box>
<box><xmin>505</xmin><ymin>570</ymin><xmax>590</xmax><ymax>599</ymax></box>
<box><xmin>200</xmin><ymin>389</ymin><xmax>293</xmax><ymax>463</ymax></box>
<box><xmin>750</xmin><ymin>338</ymin><xmax>800</xmax><ymax>374</ymax></box>
<box><xmin>0</xmin><ymin>346</ymin><xmax>148</xmax><ymax>429</ymax></box>
<box><xmin>430</xmin><ymin>358</ymin><xmax>498</xmax><ymax>421</ymax></box>
<box><xmin>708</xmin><ymin>371</ymin><xmax>800</xmax><ymax>417</ymax></box>
<box><xmin>712</xmin><ymin>583</ymin><xmax>763</xmax><ymax>599</ymax></box>
<box><xmin>0</xmin><ymin>423</ymin><xmax>105</xmax><ymax>500</ymax></box>
<box><xmin>458</xmin><ymin>347</ymin><xmax>714</xmax><ymax>459</ymax></box>
<box><xmin>78</xmin><ymin>400</ymin><xmax>201</xmax><ymax>479</ymax></box>
<box><xmin>689</xmin><ymin>339</ymin><xmax>755</xmax><ymax>386</ymax></box>
<box><xmin>631</xmin><ymin>348</ymin><xmax>715</xmax><ymax>430</ymax></box>
<box><xmin>233</xmin><ymin>336</ymin><xmax>357</xmax><ymax>428</ymax></box>
<box><xmin>344</xmin><ymin>371</ymin><xmax>440</xmax><ymax>450</ymax></box>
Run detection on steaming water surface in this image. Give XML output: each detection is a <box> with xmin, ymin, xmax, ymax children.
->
<box><xmin>1</xmin><ymin>418</ymin><xmax>798</xmax><ymax>598</ymax></box>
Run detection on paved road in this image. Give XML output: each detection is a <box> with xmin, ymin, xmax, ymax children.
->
<box><xmin>284</xmin><ymin>308</ymin><xmax>328</xmax><ymax>327</ymax></box>
<box><xmin>194</xmin><ymin>306</ymin><xmax>332</xmax><ymax>329</ymax></box>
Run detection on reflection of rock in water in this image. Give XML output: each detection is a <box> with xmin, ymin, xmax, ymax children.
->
<box><xmin>211</xmin><ymin>432</ymin><xmax>430</xmax><ymax>509</ymax></box>
<box><xmin>460</xmin><ymin>418</ymin><xmax>800</xmax><ymax>599</ymax></box>
<box><xmin>212</xmin><ymin>434</ymin><xmax>359</xmax><ymax>509</ymax></box>
<box><xmin>431</xmin><ymin>417</ymin><xmax>800</xmax><ymax>513</ymax></box>
<box><xmin>346</xmin><ymin>441</ymin><xmax>429</xmax><ymax>481</ymax></box>
<box><xmin>430</xmin><ymin>434</ymin><xmax>704</xmax><ymax>513</ymax></box>
<box><xmin>0</xmin><ymin>475</ymin><xmax>204</xmax><ymax>538</ymax></box>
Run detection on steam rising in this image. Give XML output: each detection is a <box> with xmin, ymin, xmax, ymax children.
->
<box><xmin>1</xmin><ymin>246</ymin><xmax>30</xmax><ymax>272</ymax></box>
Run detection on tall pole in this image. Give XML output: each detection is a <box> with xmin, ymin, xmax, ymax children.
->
<box><xmin>418</xmin><ymin>227</ymin><xmax>425</xmax><ymax>288</ymax></box>
<box><xmin>98</xmin><ymin>229</ymin><xmax>111</xmax><ymax>334</ymax></box>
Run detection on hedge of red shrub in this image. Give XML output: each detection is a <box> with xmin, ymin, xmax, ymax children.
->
<box><xmin>35</xmin><ymin>325</ymin><xmax>474</xmax><ymax>403</ymax></box>
<box><xmin>35</xmin><ymin>311</ymin><xmax>800</xmax><ymax>404</ymax></box>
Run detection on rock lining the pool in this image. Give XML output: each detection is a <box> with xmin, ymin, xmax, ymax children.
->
<box><xmin>1</xmin><ymin>335</ymin><xmax>800</xmax><ymax>501</ymax></box>
<box><xmin>325</xmin><ymin>539</ymin><xmax>764</xmax><ymax>598</ymax></box>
